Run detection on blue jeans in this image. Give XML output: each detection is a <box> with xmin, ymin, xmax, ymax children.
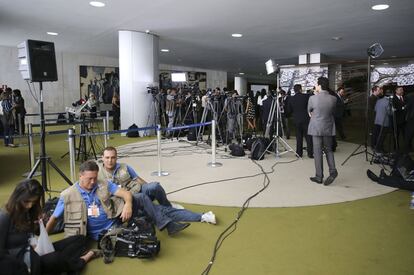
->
<box><xmin>140</xmin><ymin>182</ymin><xmax>172</xmax><ymax>207</ymax></box>
<box><xmin>132</xmin><ymin>193</ymin><xmax>201</xmax><ymax>230</ymax></box>
<box><xmin>154</xmin><ymin>205</ymin><xmax>201</xmax><ymax>222</ymax></box>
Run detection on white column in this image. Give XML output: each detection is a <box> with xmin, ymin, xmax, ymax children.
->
<box><xmin>119</xmin><ymin>30</ymin><xmax>159</xmax><ymax>132</ymax></box>
<box><xmin>234</xmin><ymin>76</ymin><xmax>247</xmax><ymax>96</ymax></box>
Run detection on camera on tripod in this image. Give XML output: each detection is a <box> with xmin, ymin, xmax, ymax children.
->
<box><xmin>147</xmin><ymin>86</ymin><xmax>159</xmax><ymax>95</ymax></box>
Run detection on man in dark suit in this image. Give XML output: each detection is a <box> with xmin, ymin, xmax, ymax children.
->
<box><xmin>392</xmin><ymin>86</ymin><xmax>406</xmax><ymax>148</ymax></box>
<box><xmin>308</xmin><ymin>77</ymin><xmax>338</xmax><ymax>186</ymax></box>
<box><xmin>287</xmin><ymin>84</ymin><xmax>313</xmax><ymax>158</ymax></box>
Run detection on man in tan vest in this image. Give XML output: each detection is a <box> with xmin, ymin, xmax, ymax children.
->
<box><xmin>98</xmin><ymin>146</ymin><xmax>175</xmax><ymax>207</ymax></box>
<box><xmin>98</xmin><ymin>146</ymin><xmax>216</xmax><ymax>224</ymax></box>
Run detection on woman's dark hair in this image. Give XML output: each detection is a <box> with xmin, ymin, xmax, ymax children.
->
<box><xmin>5</xmin><ymin>179</ymin><xmax>43</xmax><ymax>231</ymax></box>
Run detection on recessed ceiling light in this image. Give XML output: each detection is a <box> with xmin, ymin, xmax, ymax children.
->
<box><xmin>331</xmin><ymin>36</ymin><xmax>342</xmax><ymax>41</ymax></box>
<box><xmin>391</xmin><ymin>55</ymin><xmax>397</xmax><ymax>58</ymax></box>
<box><xmin>160</xmin><ymin>49</ymin><xmax>170</xmax><ymax>52</ymax></box>
<box><xmin>232</xmin><ymin>33</ymin><xmax>243</xmax><ymax>38</ymax></box>
<box><xmin>371</xmin><ymin>4</ymin><xmax>389</xmax><ymax>10</ymax></box>
<box><xmin>89</xmin><ymin>1</ymin><xmax>106</xmax><ymax>8</ymax></box>
<box><xmin>239</xmin><ymin>72</ymin><xmax>245</xmax><ymax>75</ymax></box>
<box><xmin>47</xmin><ymin>32</ymin><xmax>58</xmax><ymax>36</ymax></box>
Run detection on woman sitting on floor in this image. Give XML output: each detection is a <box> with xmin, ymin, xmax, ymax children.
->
<box><xmin>0</xmin><ymin>179</ymin><xmax>100</xmax><ymax>275</ymax></box>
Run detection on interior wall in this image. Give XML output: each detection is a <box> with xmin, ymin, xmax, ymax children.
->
<box><xmin>159</xmin><ymin>64</ymin><xmax>227</xmax><ymax>90</ymax></box>
<box><xmin>0</xmin><ymin>46</ymin><xmax>227</xmax><ymax>124</ymax></box>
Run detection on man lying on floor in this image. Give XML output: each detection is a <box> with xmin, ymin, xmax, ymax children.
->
<box><xmin>98</xmin><ymin>146</ymin><xmax>215</xmax><ymax>222</ymax></box>
<box><xmin>46</xmin><ymin>161</ymin><xmax>215</xmax><ymax>242</ymax></box>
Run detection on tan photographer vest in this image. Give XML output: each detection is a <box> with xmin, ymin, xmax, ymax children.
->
<box><xmin>61</xmin><ymin>181</ymin><xmax>124</xmax><ymax>238</ymax></box>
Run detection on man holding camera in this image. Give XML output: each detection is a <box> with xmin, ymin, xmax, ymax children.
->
<box><xmin>308</xmin><ymin>77</ymin><xmax>338</xmax><ymax>186</ymax></box>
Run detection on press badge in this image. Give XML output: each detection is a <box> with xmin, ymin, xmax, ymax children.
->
<box><xmin>87</xmin><ymin>202</ymin><xmax>100</xmax><ymax>217</ymax></box>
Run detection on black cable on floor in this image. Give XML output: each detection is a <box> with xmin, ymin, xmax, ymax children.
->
<box><xmin>200</xmin><ymin>158</ymin><xmax>298</xmax><ymax>275</ymax></box>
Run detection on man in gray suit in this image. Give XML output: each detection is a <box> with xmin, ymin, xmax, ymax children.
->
<box><xmin>307</xmin><ymin>77</ymin><xmax>338</xmax><ymax>185</ymax></box>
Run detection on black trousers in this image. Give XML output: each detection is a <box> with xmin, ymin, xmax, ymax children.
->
<box><xmin>38</xmin><ymin>235</ymin><xmax>88</xmax><ymax>275</ymax></box>
<box><xmin>295</xmin><ymin>121</ymin><xmax>312</xmax><ymax>157</ymax></box>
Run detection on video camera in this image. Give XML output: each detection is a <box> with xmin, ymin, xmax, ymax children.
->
<box><xmin>99</xmin><ymin>216</ymin><xmax>160</xmax><ymax>263</ymax></box>
<box><xmin>147</xmin><ymin>86</ymin><xmax>159</xmax><ymax>95</ymax></box>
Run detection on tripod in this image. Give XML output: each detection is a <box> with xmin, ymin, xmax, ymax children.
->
<box><xmin>27</xmin><ymin>82</ymin><xmax>72</xmax><ymax>194</ymax></box>
<box><xmin>220</xmin><ymin>96</ymin><xmax>244</xmax><ymax>144</ymax></box>
<box><xmin>260</xmin><ymin>70</ymin><xmax>298</xmax><ymax>160</ymax></box>
<box><xmin>77</xmin><ymin>117</ymin><xmax>97</xmax><ymax>161</ymax></box>
<box><xmin>144</xmin><ymin>93</ymin><xmax>163</xmax><ymax>136</ymax></box>
<box><xmin>260</xmin><ymin>95</ymin><xmax>299</xmax><ymax>159</ymax></box>
<box><xmin>342</xmin><ymin>44</ymin><xmax>383</xmax><ymax>165</ymax></box>
<box><xmin>177</xmin><ymin>95</ymin><xmax>199</xmax><ymax>138</ymax></box>
<box><xmin>197</xmin><ymin>96</ymin><xmax>223</xmax><ymax>145</ymax></box>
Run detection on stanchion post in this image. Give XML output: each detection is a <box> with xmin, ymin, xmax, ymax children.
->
<box><xmin>68</xmin><ymin>128</ymin><xmax>76</xmax><ymax>182</ymax></box>
<box><xmin>208</xmin><ymin>120</ymin><xmax>222</xmax><ymax>167</ymax></box>
<box><xmin>103</xmin><ymin>118</ymin><xmax>108</xmax><ymax>147</ymax></box>
<box><xmin>23</xmin><ymin>123</ymin><xmax>41</xmax><ymax>177</ymax></box>
<box><xmin>28</xmin><ymin>123</ymin><xmax>35</xmax><ymax>168</ymax></box>
<box><xmin>151</xmin><ymin>125</ymin><xmax>169</xmax><ymax>176</ymax></box>
<box><xmin>106</xmin><ymin>110</ymin><xmax>110</xmax><ymax>135</ymax></box>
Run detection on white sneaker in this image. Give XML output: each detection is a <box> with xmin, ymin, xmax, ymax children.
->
<box><xmin>171</xmin><ymin>203</ymin><xmax>185</xmax><ymax>210</ymax></box>
<box><xmin>201</xmin><ymin>211</ymin><xmax>216</xmax><ymax>224</ymax></box>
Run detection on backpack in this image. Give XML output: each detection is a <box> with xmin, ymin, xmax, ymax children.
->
<box><xmin>42</xmin><ymin>197</ymin><xmax>64</xmax><ymax>234</ymax></box>
<box><xmin>250</xmin><ymin>138</ymin><xmax>269</xmax><ymax>160</ymax></box>
<box><xmin>187</xmin><ymin>128</ymin><xmax>197</xmax><ymax>141</ymax></box>
<box><xmin>229</xmin><ymin>143</ymin><xmax>245</xmax><ymax>157</ymax></box>
<box><xmin>127</xmin><ymin>124</ymin><xmax>140</xmax><ymax>137</ymax></box>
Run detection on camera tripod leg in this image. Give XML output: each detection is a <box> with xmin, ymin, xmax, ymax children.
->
<box><xmin>27</xmin><ymin>159</ymin><xmax>41</xmax><ymax>179</ymax></box>
<box><xmin>47</xmin><ymin>158</ymin><xmax>73</xmax><ymax>185</ymax></box>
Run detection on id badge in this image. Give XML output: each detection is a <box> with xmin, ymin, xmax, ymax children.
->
<box><xmin>87</xmin><ymin>203</ymin><xmax>100</xmax><ymax>217</ymax></box>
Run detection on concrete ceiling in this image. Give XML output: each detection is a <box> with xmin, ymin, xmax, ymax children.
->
<box><xmin>0</xmin><ymin>0</ymin><xmax>413</xmax><ymax>83</ymax></box>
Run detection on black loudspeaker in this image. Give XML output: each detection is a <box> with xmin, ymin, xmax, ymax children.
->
<box><xmin>18</xmin><ymin>40</ymin><xmax>58</xmax><ymax>82</ymax></box>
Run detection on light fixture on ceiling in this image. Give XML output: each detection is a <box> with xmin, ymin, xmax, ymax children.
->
<box><xmin>371</xmin><ymin>4</ymin><xmax>389</xmax><ymax>10</ymax></box>
<box><xmin>89</xmin><ymin>1</ymin><xmax>106</xmax><ymax>8</ymax></box>
<box><xmin>47</xmin><ymin>32</ymin><xmax>58</xmax><ymax>36</ymax></box>
<box><xmin>239</xmin><ymin>72</ymin><xmax>245</xmax><ymax>75</ymax></box>
<box><xmin>231</xmin><ymin>33</ymin><xmax>243</xmax><ymax>38</ymax></box>
<box><xmin>145</xmin><ymin>30</ymin><xmax>150</xmax><ymax>34</ymax></box>
<box><xmin>160</xmin><ymin>49</ymin><xmax>170</xmax><ymax>52</ymax></box>
<box><xmin>331</xmin><ymin>36</ymin><xmax>342</xmax><ymax>41</ymax></box>
<box><xmin>391</xmin><ymin>55</ymin><xmax>397</xmax><ymax>58</ymax></box>
<box><xmin>383</xmin><ymin>62</ymin><xmax>389</xmax><ymax>65</ymax></box>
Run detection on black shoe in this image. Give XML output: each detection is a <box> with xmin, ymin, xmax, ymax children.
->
<box><xmin>367</xmin><ymin>169</ymin><xmax>379</xmax><ymax>182</ymax></box>
<box><xmin>324</xmin><ymin>172</ymin><xmax>338</xmax><ymax>186</ymax></box>
<box><xmin>308</xmin><ymin>154</ymin><xmax>314</xmax><ymax>159</ymax></box>
<box><xmin>167</xmin><ymin>222</ymin><xmax>190</xmax><ymax>236</ymax></box>
<box><xmin>310</xmin><ymin>177</ymin><xmax>323</xmax><ymax>184</ymax></box>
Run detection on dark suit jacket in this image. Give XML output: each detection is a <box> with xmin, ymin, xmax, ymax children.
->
<box><xmin>392</xmin><ymin>95</ymin><xmax>406</xmax><ymax>124</ymax></box>
<box><xmin>287</xmin><ymin>93</ymin><xmax>310</xmax><ymax>124</ymax></box>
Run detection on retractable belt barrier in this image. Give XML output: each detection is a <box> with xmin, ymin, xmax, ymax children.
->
<box><xmin>18</xmin><ymin>120</ymin><xmax>220</xmax><ymax>182</ymax></box>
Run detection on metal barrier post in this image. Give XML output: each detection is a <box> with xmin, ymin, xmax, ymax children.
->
<box><xmin>151</xmin><ymin>125</ymin><xmax>169</xmax><ymax>176</ymax></box>
<box><xmin>106</xmin><ymin>110</ymin><xmax>110</xmax><ymax>136</ymax></box>
<box><xmin>22</xmin><ymin>123</ymin><xmax>41</xmax><ymax>177</ymax></box>
<box><xmin>68</xmin><ymin>128</ymin><xmax>76</xmax><ymax>182</ymax></box>
<box><xmin>208</xmin><ymin>120</ymin><xmax>222</xmax><ymax>167</ymax></box>
<box><xmin>103</xmin><ymin>118</ymin><xmax>108</xmax><ymax>147</ymax></box>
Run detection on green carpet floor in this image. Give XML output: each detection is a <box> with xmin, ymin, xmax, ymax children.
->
<box><xmin>1</xmin><ymin>122</ymin><xmax>413</xmax><ymax>275</ymax></box>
